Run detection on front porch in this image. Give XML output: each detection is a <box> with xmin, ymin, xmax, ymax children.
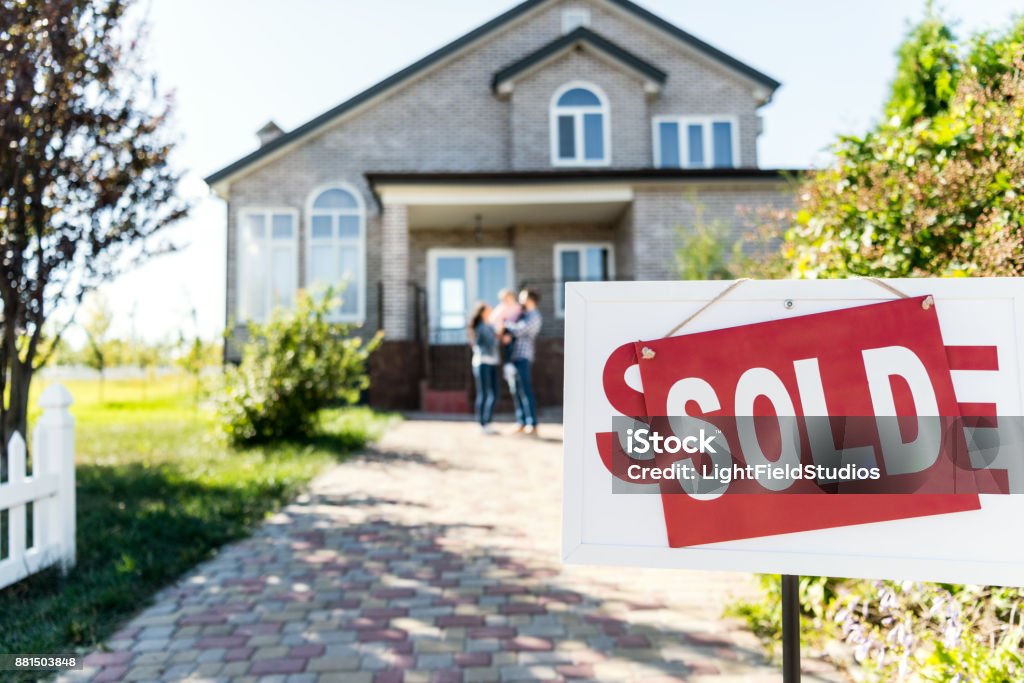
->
<box><xmin>368</xmin><ymin>173</ymin><xmax>636</xmax><ymax>412</ymax></box>
<box><xmin>363</xmin><ymin>168</ymin><xmax>790</xmax><ymax>411</ymax></box>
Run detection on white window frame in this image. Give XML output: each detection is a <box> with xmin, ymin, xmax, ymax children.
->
<box><xmin>554</xmin><ymin>242</ymin><xmax>615</xmax><ymax>318</ymax></box>
<box><xmin>561</xmin><ymin>7</ymin><xmax>591</xmax><ymax>33</ymax></box>
<box><xmin>236</xmin><ymin>207</ymin><xmax>299</xmax><ymax>323</ymax></box>
<box><xmin>652</xmin><ymin>115</ymin><xmax>740</xmax><ymax>169</ymax></box>
<box><xmin>426</xmin><ymin>248</ymin><xmax>516</xmax><ymax>344</ymax></box>
<box><xmin>305</xmin><ymin>182</ymin><xmax>367</xmax><ymax>323</ymax></box>
<box><xmin>550</xmin><ymin>81</ymin><xmax>611</xmax><ymax>167</ymax></box>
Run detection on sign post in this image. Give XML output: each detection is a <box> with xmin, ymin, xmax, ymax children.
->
<box><xmin>781</xmin><ymin>574</ymin><xmax>800</xmax><ymax>683</ymax></box>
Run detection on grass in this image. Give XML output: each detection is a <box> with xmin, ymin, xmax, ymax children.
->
<box><xmin>0</xmin><ymin>373</ymin><xmax>396</xmax><ymax>667</ymax></box>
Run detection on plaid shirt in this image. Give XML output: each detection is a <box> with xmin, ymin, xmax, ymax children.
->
<box><xmin>507</xmin><ymin>309</ymin><xmax>542</xmax><ymax>362</ymax></box>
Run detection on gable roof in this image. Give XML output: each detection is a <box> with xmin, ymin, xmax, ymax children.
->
<box><xmin>204</xmin><ymin>0</ymin><xmax>781</xmax><ymax>188</ymax></box>
<box><xmin>492</xmin><ymin>26</ymin><xmax>667</xmax><ymax>93</ymax></box>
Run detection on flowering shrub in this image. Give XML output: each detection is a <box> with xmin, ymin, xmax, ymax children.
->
<box><xmin>731</xmin><ymin>578</ymin><xmax>1024</xmax><ymax>682</ymax></box>
<box><xmin>835</xmin><ymin>582</ymin><xmax>1023</xmax><ymax>682</ymax></box>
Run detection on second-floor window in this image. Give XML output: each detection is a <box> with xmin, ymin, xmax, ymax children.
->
<box><xmin>307</xmin><ymin>185</ymin><xmax>365</xmax><ymax>321</ymax></box>
<box><xmin>654</xmin><ymin>116</ymin><xmax>738</xmax><ymax>169</ymax></box>
<box><xmin>551</xmin><ymin>82</ymin><xmax>609</xmax><ymax>166</ymax></box>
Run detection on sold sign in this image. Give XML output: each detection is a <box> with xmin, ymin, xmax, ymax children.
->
<box><xmin>604</xmin><ymin>296</ymin><xmax>980</xmax><ymax>546</ymax></box>
<box><xmin>564</xmin><ymin>279</ymin><xmax>1024</xmax><ymax>585</ymax></box>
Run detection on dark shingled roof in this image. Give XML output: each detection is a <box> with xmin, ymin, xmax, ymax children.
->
<box><xmin>492</xmin><ymin>27</ymin><xmax>667</xmax><ymax>91</ymax></box>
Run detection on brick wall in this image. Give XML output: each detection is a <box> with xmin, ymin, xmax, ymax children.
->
<box><xmin>368</xmin><ymin>340</ymin><xmax>424</xmax><ymax>410</ymax></box>
<box><xmin>371</xmin><ymin>337</ymin><xmax>565</xmax><ymax>410</ymax></box>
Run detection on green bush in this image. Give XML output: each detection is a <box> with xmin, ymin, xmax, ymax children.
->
<box><xmin>774</xmin><ymin>15</ymin><xmax>1024</xmax><ymax>279</ymax></box>
<box><xmin>220</xmin><ymin>290</ymin><xmax>382</xmax><ymax>445</ymax></box>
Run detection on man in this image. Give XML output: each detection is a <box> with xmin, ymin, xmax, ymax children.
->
<box><xmin>502</xmin><ymin>288</ymin><xmax>542</xmax><ymax>435</ymax></box>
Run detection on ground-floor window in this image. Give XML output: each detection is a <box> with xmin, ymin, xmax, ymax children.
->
<box><xmin>238</xmin><ymin>208</ymin><xmax>298</xmax><ymax>322</ymax></box>
<box><xmin>307</xmin><ymin>185</ymin><xmax>366</xmax><ymax>322</ymax></box>
<box><xmin>554</xmin><ymin>242</ymin><xmax>614</xmax><ymax>317</ymax></box>
<box><xmin>427</xmin><ymin>248</ymin><xmax>514</xmax><ymax>344</ymax></box>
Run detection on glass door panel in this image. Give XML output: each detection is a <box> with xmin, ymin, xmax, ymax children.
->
<box><xmin>437</xmin><ymin>256</ymin><xmax>467</xmax><ymax>335</ymax></box>
<box><xmin>431</xmin><ymin>251</ymin><xmax>512</xmax><ymax>344</ymax></box>
<box><xmin>476</xmin><ymin>255</ymin><xmax>509</xmax><ymax>306</ymax></box>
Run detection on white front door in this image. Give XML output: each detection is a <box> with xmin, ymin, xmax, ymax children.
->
<box><xmin>427</xmin><ymin>249</ymin><xmax>514</xmax><ymax>344</ymax></box>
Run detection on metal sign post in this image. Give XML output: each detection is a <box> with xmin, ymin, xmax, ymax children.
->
<box><xmin>781</xmin><ymin>574</ymin><xmax>801</xmax><ymax>683</ymax></box>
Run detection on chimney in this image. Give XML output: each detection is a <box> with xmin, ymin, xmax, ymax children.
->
<box><xmin>256</xmin><ymin>120</ymin><xmax>284</xmax><ymax>147</ymax></box>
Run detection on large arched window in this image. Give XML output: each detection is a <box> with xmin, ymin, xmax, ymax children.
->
<box><xmin>550</xmin><ymin>82</ymin><xmax>609</xmax><ymax>166</ymax></box>
<box><xmin>306</xmin><ymin>185</ymin><xmax>365</xmax><ymax>321</ymax></box>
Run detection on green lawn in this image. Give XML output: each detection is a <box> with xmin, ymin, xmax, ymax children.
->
<box><xmin>0</xmin><ymin>373</ymin><xmax>395</xmax><ymax>664</ymax></box>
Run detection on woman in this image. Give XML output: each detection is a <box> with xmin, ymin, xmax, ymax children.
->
<box><xmin>468</xmin><ymin>301</ymin><xmax>499</xmax><ymax>434</ymax></box>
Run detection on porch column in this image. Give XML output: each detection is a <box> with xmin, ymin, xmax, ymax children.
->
<box><xmin>381</xmin><ymin>202</ymin><xmax>410</xmax><ymax>339</ymax></box>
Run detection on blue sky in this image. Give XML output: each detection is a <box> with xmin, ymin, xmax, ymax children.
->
<box><xmin>88</xmin><ymin>0</ymin><xmax>1022</xmax><ymax>344</ymax></box>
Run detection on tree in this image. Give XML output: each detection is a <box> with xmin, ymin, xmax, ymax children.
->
<box><xmin>81</xmin><ymin>294</ymin><xmax>113</xmax><ymax>402</ymax></box>
<box><xmin>0</xmin><ymin>0</ymin><xmax>187</xmax><ymax>447</ymax></box>
<box><xmin>884</xmin><ymin>3</ymin><xmax>960</xmax><ymax>124</ymax></box>
<box><xmin>778</xmin><ymin>14</ymin><xmax>1024</xmax><ymax>279</ymax></box>
<box><xmin>176</xmin><ymin>305</ymin><xmax>217</xmax><ymax>410</ymax></box>
<box><xmin>134</xmin><ymin>340</ymin><xmax>164</xmax><ymax>400</ymax></box>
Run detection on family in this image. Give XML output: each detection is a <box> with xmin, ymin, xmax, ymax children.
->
<box><xmin>467</xmin><ymin>288</ymin><xmax>543</xmax><ymax>435</ymax></box>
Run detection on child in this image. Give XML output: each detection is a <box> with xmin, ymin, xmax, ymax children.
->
<box><xmin>488</xmin><ymin>288</ymin><xmax>522</xmax><ymax>329</ymax></box>
<box><xmin>489</xmin><ymin>288</ymin><xmax>522</xmax><ymax>380</ymax></box>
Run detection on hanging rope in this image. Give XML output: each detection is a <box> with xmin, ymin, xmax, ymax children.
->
<box><xmin>662</xmin><ymin>276</ymin><xmax>925</xmax><ymax>340</ymax></box>
<box><xmin>859</xmin><ymin>276</ymin><xmax>911</xmax><ymax>299</ymax></box>
<box><xmin>663</xmin><ymin>278</ymin><xmax>750</xmax><ymax>338</ymax></box>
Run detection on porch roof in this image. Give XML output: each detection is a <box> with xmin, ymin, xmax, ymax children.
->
<box><xmin>367</xmin><ymin>168</ymin><xmax>796</xmax><ymax>229</ymax></box>
<box><xmin>367</xmin><ymin>168</ymin><xmax>795</xmax><ymax>202</ymax></box>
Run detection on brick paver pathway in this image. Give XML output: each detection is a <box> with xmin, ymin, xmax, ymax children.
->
<box><xmin>63</xmin><ymin>417</ymin><xmax>845</xmax><ymax>682</ymax></box>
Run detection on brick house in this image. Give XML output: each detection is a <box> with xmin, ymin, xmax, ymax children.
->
<box><xmin>204</xmin><ymin>0</ymin><xmax>795</xmax><ymax>411</ymax></box>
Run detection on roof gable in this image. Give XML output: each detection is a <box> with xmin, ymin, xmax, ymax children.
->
<box><xmin>492</xmin><ymin>26</ymin><xmax>666</xmax><ymax>95</ymax></box>
<box><xmin>603</xmin><ymin>0</ymin><xmax>779</xmax><ymax>92</ymax></box>
<box><xmin>204</xmin><ymin>0</ymin><xmax>780</xmax><ymax>189</ymax></box>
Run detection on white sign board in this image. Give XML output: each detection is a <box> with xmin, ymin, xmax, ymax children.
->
<box><xmin>562</xmin><ymin>278</ymin><xmax>1024</xmax><ymax>586</ymax></box>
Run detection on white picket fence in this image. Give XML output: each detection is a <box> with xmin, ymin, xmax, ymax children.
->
<box><xmin>0</xmin><ymin>384</ymin><xmax>76</xmax><ymax>590</ymax></box>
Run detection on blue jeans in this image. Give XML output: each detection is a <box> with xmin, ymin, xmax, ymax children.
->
<box><xmin>472</xmin><ymin>363</ymin><xmax>498</xmax><ymax>426</ymax></box>
<box><xmin>509</xmin><ymin>358</ymin><xmax>538</xmax><ymax>427</ymax></box>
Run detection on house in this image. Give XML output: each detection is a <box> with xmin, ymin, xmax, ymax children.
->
<box><xmin>204</xmin><ymin>0</ymin><xmax>795</xmax><ymax>411</ymax></box>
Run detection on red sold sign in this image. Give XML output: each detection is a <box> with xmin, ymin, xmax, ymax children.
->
<box><xmin>597</xmin><ymin>296</ymin><xmax>981</xmax><ymax>547</ymax></box>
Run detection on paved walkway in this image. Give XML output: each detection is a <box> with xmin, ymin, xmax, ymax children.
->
<box><xmin>64</xmin><ymin>418</ymin><xmax>844</xmax><ymax>682</ymax></box>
